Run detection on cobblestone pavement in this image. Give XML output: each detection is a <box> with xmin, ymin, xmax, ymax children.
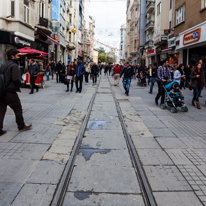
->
<box><xmin>113</xmin><ymin>75</ymin><xmax>206</xmax><ymax>206</ymax></box>
<box><xmin>1</xmin><ymin>74</ymin><xmax>206</xmax><ymax>206</ymax></box>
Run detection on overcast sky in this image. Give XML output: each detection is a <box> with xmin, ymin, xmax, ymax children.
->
<box><xmin>87</xmin><ymin>0</ymin><xmax>127</xmax><ymax>54</ymax></box>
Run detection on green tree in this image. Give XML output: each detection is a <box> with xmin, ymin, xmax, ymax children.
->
<box><xmin>97</xmin><ymin>47</ymin><xmax>106</xmax><ymax>55</ymax></box>
<box><xmin>98</xmin><ymin>53</ymin><xmax>107</xmax><ymax>63</ymax></box>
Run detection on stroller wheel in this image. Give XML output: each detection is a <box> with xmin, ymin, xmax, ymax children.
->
<box><xmin>181</xmin><ymin>106</ymin><xmax>188</xmax><ymax>112</ymax></box>
<box><xmin>160</xmin><ymin>104</ymin><xmax>166</xmax><ymax>110</ymax></box>
<box><xmin>171</xmin><ymin>108</ymin><xmax>177</xmax><ymax>113</ymax></box>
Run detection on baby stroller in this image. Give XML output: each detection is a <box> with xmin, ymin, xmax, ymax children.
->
<box><xmin>161</xmin><ymin>81</ymin><xmax>188</xmax><ymax>113</ymax></box>
<box><xmin>137</xmin><ymin>73</ymin><xmax>147</xmax><ymax>87</ymax></box>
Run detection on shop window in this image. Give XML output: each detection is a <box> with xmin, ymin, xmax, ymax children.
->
<box><xmin>39</xmin><ymin>0</ymin><xmax>45</xmax><ymax>18</ymax></box>
<box><xmin>202</xmin><ymin>0</ymin><xmax>206</xmax><ymax>9</ymax></box>
<box><xmin>157</xmin><ymin>3</ymin><xmax>161</xmax><ymax>15</ymax></box>
<box><xmin>11</xmin><ymin>0</ymin><xmax>15</xmax><ymax>17</ymax></box>
<box><xmin>24</xmin><ymin>0</ymin><xmax>29</xmax><ymax>24</ymax></box>
<box><xmin>176</xmin><ymin>4</ymin><xmax>185</xmax><ymax>25</ymax></box>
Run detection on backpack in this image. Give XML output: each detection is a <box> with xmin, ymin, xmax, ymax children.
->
<box><xmin>0</xmin><ymin>62</ymin><xmax>14</xmax><ymax>97</ymax></box>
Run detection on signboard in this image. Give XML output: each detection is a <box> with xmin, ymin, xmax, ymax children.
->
<box><xmin>146</xmin><ymin>49</ymin><xmax>155</xmax><ymax>55</ymax></box>
<box><xmin>14</xmin><ymin>37</ymin><xmax>31</xmax><ymax>46</ymax></box>
<box><xmin>168</xmin><ymin>37</ymin><xmax>176</xmax><ymax>48</ymax></box>
<box><xmin>183</xmin><ymin>28</ymin><xmax>201</xmax><ymax>45</ymax></box>
<box><xmin>164</xmin><ymin>29</ymin><xmax>170</xmax><ymax>35</ymax></box>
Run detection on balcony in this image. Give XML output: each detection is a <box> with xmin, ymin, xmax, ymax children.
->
<box><xmin>67</xmin><ymin>41</ymin><xmax>75</xmax><ymax>50</ymax></box>
<box><xmin>146</xmin><ymin>1</ymin><xmax>155</xmax><ymax>14</ymax></box>
<box><xmin>145</xmin><ymin>40</ymin><xmax>154</xmax><ymax>48</ymax></box>
<box><xmin>130</xmin><ymin>48</ymin><xmax>137</xmax><ymax>55</ymax></box>
<box><xmin>37</xmin><ymin>17</ymin><xmax>52</xmax><ymax>35</ymax></box>
<box><xmin>145</xmin><ymin>20</ymin><xmax>154</xmax><ymax>32</ymax></box>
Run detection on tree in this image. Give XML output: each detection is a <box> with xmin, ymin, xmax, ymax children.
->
<box><xmin>97</xmin><ymin>47</ymin><xmax>106</xmax><ymax>55</ymax></box>
<box><xmin>98</xmin><ymin>53</ymin><xmax>107</xmax><ymax>63</ymax></box>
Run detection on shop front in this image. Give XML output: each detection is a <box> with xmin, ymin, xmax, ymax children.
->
<box><xmin>146</xmin><ymin>48</ymin><xmax>156</xmax><ymax>66</ymax></box>
<box><xmin>177</xmin><ymin>21</ymin><xmax>206</xmax><ymax>66</ymax></box>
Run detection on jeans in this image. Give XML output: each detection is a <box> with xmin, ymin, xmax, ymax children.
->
<box><xmin>156</xmin><ymin>81</ymin><xmax>166</xmax><ymax>104</ymax></box>
<box><xmin>150</xmin><ymin>77</ymin><xmax>157</xmax><ymax>93</ymax></box>
<box><xmin>93</xmin><ymin>75</ymin><xmax>97</xmax><ymax>84</ymax></box>
<box><xmin>52</xmin><ymin>69</ymin><xmax>55</xmax><ymax>80</ymax></box>
<box><xmin>193</xmin><ymin>87</ymin><xmax>201</xmax><ymax>102</ymax></box>
<box><xmin>75</xmin><ymin>75</ymin><xmax>83</xmax><ymax>92</ymax></box>
<box><xmin>0</xmin><ymin>92</ymin><xmax>25</xmax><ymax>131</ymax></box>
<box><xmin>46</xmin><ymin>71</ymin><xmax>49</xmax><ymax>80</ymax></box>
<box><xmin>123</xmin><ymin>78</ymin><xmax>131</xmax><ymax>94</ymax></box>
<box><xmin>56</xmin><ymin>72</ymin><xmax>60</xmax><ymax>83</ymax></box>
<box><xmin>85</xmin><ymin>72</ymin><xmax>89</xmax><ymax>83</ymax></box>
<box><xmin>30</xmin><ymin>76</ymin><xmax>38</xmax><ymax>93</ymax></box>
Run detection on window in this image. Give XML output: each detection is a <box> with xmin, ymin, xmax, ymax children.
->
<box><xmin>176</xmin><ymin>4</ymin><xmax>185</xmax><ymax>25</ymax></box>
<box><xmin>157</xmin><ymin>3</ymin><xmax>161</xmax><ymax>15</ymax></box>
<box><xmin>70</xmin><ymin>0</ymin><xmax>72</xmax><ymax>6</ymax></box>
<box><xmin>24</xmin><ymin>0</ymin><xmax>29</xmax><ymax>24</ymax></box>
<box><xmin>202</xmin><ymin>0</ymin><xmax>206</xmax><ymax>9</ymax></box>
<box><xmin>39</xmin><ymin>0</ymin><xmax>45</xmax><ymax>18</ymax></box>
<box><xmin>170</xmin><ymin>0</ymin><xmax>172</xmax><ymax>9</ymax></box>
<box><xmin>169</xmin><ymin>21</ymin><xmax>172</xmax><ymax>31</ymax></box>
<box><xmin>134</xmin><ymin>40</ymin><xmax>137</xmax><ymax>48</ymax></box>
<box><xmin>69</xmin><ymin>14</ymin><xmax>72</xmax><ymax>24</ymax></box>
<box><xmin>69</xmin><ymin>32</ymin><xmax>71</xmax><ymax>41</ymax></box>
<box><xmin>11</xmin><ymin>0</ymin><xmax>15</xmax><ymax>17</ymax></box>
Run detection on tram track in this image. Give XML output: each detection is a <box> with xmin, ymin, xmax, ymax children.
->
<box><xmin>51</xmin><ymin>75</ymin><xmax>156</xmax><ymax>206</ymax></box>
<box><xmin>50</xmin><ymin>76</ymin><xmax>101</xmax><ymax>206</ymax></box>
<box><xmin>107</xmin><ymin>76</ymin><xmax>156</xmax><ymax>206</ymax></box>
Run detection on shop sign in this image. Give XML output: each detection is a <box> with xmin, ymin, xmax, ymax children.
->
<box><xmin>154</xmin><ymin>35</ymin><xmax>167</xmax><ymax>44</ymax></box>
<box><xmin>183</xmin><ymin>28</ymin><xmax>201</xmax><ymax>45</ymax></box>
<box><xmin>161</xmin><ymin>35</ymin><xmax>167</xmax><ymax>41</ymax></box>
<box><xmin>14</xmin><ymin>37</ymin><xmax>31</xmax><ymax>46</ymax></box>
<box><xmin>146</xmin><ymin>49</ymin><xmax>155</xmax><ymax>55</ymax></box>
<box><xmin>168</xmin><ymin>38</ymin><xmax>176</xmax><ymax>48</ymax></box>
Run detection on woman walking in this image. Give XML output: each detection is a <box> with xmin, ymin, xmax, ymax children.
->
<box><xmin>191</xmin><ymin>63</ymin><xmax>205</xmax><ymax>109</ymax></box>
<box><xmin>185</xmin><ymin>64</ymin><xmax>191</xmax><ymax>87</ymax></box>
<box><xmin>174</xmin><ymin>64</ymin><xmax>185</xmax><ymax>88</ymax></box>
<box><xmin>85</xmin><ymin>62</ymin><xmax>91</xmax><ymax>84</ymax></box>
<box><xmin>45</xmin><ymin>63</ymin><xmax>50</xmax><ymax>81</ymax></box>
<box><xmin>65</xmin><ymin>62</ymin><xmax>75</xmax><ymax>92</ymax></box>
<box><xmin>149</xmin><ymin>63</ymin><xmax>158</xmax><ymax>94</ymax></box>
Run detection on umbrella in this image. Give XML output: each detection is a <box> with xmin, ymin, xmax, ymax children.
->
<box><xmin>17</xmin><ymin>47</ymin><xmax>48</xmax><ymax>56</ymax></box>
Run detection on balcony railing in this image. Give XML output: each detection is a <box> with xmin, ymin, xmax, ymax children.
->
<box><xmin>39</xmin><ymin>17</ymin><xmax>48</xmax><ymax>28</ymax></box>
<box><xmin>146</xmin><ymin>1</ymin><xmax>155</xmax><ymax>13</ymax></box>
<box><xmin>145</xmin><ymin>20</ymin><xmax>154</xmax><ymax>31</ymax></box>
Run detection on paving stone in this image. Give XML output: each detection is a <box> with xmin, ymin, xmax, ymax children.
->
<box><xmin>0</xmin><ymin>183</ymin><xmax>22</xmax><ymax>206</ymax></box>
<box><xmin>63</xmin><ymin>193</ymin><xmax>145</xmax><ymax>206</ymax></box>
<box><xmin>156</xmin><ymin>138</ymin><xmax>187</xmax><ymax>149</ymax></box>
<box><xmin>165</xmin><ymin>149</ymin><xmax>193</xmax><ymax>165</ymax></box>
<box><xmin>154</xmin><ymin>192</ymin><xmax>202</xmax><ymax>206</ymax></box>
<box><xmin>144</xmin><ymin>165</ymin><xmax>191</xmax><ymax>191</ymax></box>
<box><xmin>132</xmin><ymin>136</ymin><xmax>161</xmax><ymax>149</ymax></box>
<box><xmin>11</xmin><ymin>184</ymin><xmax>56</xmax><ymax>206</ymax></box>
<box><xmin>27</xmin><ymin>160</ymin><xmax>65</xmax><ymax>184</ymax></box>
<box><xmin>68</xmin><ymin>165</ymin><xmax>141</xmax><ymax>193</ymax></box>
<box><xmin>179</xmin><ymin>136</ymin><xmax>206</xmax><ymax>149</ymax></box>
<box><xmin>138</xmin><ymin>149</ymin><xmax>173</xmax><ymax>165</ymax></box>
<box><xmin>150</xmin><ymin>129</ymin><xmax>176</xmax><ymax>137</ymax></box>
<box><xmin>0</xmin><ymin>159</ymin><xmax>38</xmax><ymax>183</ymax></box>
<box><xmin>143</xmin><ymin>120</ymin><xmax>166</xmax><ymax>128</ymax></box>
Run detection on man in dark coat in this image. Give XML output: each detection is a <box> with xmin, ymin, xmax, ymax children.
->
<box><xmin>0</xmin><ymin>49</ymin><xmax>32</xmax><ymax>136</ymax></box>
<box><xmin>29</xmin><ymin>59</ymin><xmax>40</xmax><ymax>94</ymax></box>
<box><xmin>91</xmin><ymin>63</ymin><xmax>99</xmax><ymax>85</ymax></box>
<box><xmin>55</xmin><ymin>61</ymin><xmax>62</xmax><ymax>83</ymax></box>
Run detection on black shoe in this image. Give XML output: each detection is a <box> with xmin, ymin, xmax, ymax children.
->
<box><xmin>155</xmin><ymin>99</ymin><xmax>158</xmax><ymax>105</ymax></box>
<box><xmin>19</xmin><ymin>124</ymin><xmax>32</xmax><ymax>132</ymax></box>
<box><xmin>149</xmin><ymin>92</ymin><xmax>152</xmax><ymax>94</ymax></box>
<box><xmin>36</xmin><ymin>88</ymin><xmax>39</xmax><ymax>92</ymax></box>
<box><xmin>29</xmin><ymin>92</ymin><xmax>33</xmax><ymax>94</ymax></box>
<box><xmin>0</xmin><ymin>130</ymin><xmax>7</xmax><ymax>136</ymax></box>
<box><xmin>199</xmin><ymin>95</ymin><xmax>203</xmax><ymax>98</ymax></box>
<box><xmin>70</xmin><ymin>90</ymin><xmax>72</xmax><ymax>92</ymax></box>
<box><xmin>66</xmin><ymin>90</ymin><xmax>69</xmax><ymax>92</ymax></box>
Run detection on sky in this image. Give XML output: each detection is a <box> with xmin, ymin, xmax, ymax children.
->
<box><xmin>87</xmin><ymin>0</ymin><xmax>127</xmax><ymax>54</ymax></box>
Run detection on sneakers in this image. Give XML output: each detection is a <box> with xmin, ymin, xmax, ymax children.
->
<box><xmin>0</xmin><ymin>130</ymin><xmax>7</xmax><ymax>136</ymax></box>
<box><xmin>148</xmin><ymin>92</ymin><xmax>152</xmax><ymax>94</ymax></box>
<box><xmin>76</xmin><ymin>91</ymin><xmax>79</xmax><ymax>93</ymax></box>
<box><xmin>19</xmin><ymin>124</ymin><xmax>32</xmax><ymax>132</ymax></box>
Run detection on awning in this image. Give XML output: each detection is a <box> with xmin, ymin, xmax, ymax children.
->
<box><xmin>17</xmin><ymin>47</ymin><xmax>48</xmax><ymax>56</ymax></box>
<box><xmin>37</xmin><ymin>30</ymin><xmax>59</xmax><ymax>46</ymax></box>
<box><xmin>161</xmin><ymin>48</ymin><xmax>173</xmax><ymax>54</ymax></box>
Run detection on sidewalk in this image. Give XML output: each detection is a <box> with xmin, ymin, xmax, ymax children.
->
<box><xmin>0</xmin><ymin>77</ymin><xmax>96</xmax><ymax>206</ymax></box>
<box><xmin>112</xmin><ymin>76</ymin><xmax>206</xmax><ymax>206</ymax></box>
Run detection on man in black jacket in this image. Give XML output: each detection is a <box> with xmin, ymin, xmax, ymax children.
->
<box><xmin>91</xmin><ymin>63</ymin><xmax>99</xmax><ymax>85</ymax></box>
<box><xmin>0</xmin><ymin>49</ymin><xmax>32</xmax><ymax>136</ymax></box>
<box><xmin>29</xmin><ymin>59</ymin><xmax>40</xmax><ymax>94</ymax></box>
<box><xmin>55</xmin><ymin>61</ymin><xmax>62</xmax><ymax>83</ymax></box>
<box><xmin>50</xmin><ymin>60</ymin><xmax>56</xmax><ymax>80</ymax></box>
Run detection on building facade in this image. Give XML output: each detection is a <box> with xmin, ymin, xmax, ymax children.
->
<box><xmin>0</xmin><ymin>0</ymin><xmax>55</xmax><ymax>66</ymax></box>
<box><xmin>174</xmin><ymin>0</ymin><xmax>206</xmax><ymax>66</ymax></box>
<box><xmin>120</xmin><ymin>24</ymin><xmax>126</xmax><ymax>63</ymax></box>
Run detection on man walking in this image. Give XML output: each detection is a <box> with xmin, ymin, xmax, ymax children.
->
<box><xmin>149</xmin><ymin>62</ymin><xmax>158</xmax><ymax>94</ymax></box>
<box><xmin>29</xmin><ymin>59</ymin><xmax>40</xmax><ymax>94</ymax></box>
<box><xmin>113</xmin><ymin>64</ymin><xmax>121</xmax><ymax>86</ymax></box>
<box><xmin>0</xmin><ymin>49</ymin><xmax>32</xmax><ymax>136</ymax></box>
<box><xmin>75</xmin><ymin>61</ymin><xmax>85</xmax><ymax>93</ymax></box>
<box><xmin>120</xmin><ymin>62</ymin><xmax>133</xmax><ymax>96</ymax></box>
<box><xmin>91</xmin><ymin>63</ymin><xmax>99</xmax><ymax>86</ymax></box>
<box><xmin>155</xmin><ymin>60</ymin><xmax>171</xmax><ymax>106</ymax></box>
<box><xmin>50</xmin><ymin>60</ymin><xmax>56</xmax><ymax>80</ymax></box>
<box><xmin>55</xmin><ymin>61</ymin><xmax>62</xmax><ymax>83</ymax></box>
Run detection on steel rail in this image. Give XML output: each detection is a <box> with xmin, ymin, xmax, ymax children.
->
<box><xmin>107</xmin><ymin>76</ymin><xmax>156</xmax><ymax>206</ymax></box>
<box><xmin>51</xmin><ymin>76</ymin><xmax>101</xmax><ymax>206</ymax></box>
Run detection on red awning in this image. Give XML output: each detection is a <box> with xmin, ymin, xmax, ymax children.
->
<box><xmin>17</xmin><ymin>47</ymin><xmax>48</xmax><ymax>56</ymax></box>
<box><xmin>37</xmin><ymin>30</ymin><xmax>60</xmax><ymax>46</ymax></box>
<box><xmin>161</xmin><ymin>48</ymin><xmax>173</xmax><ymax>54</ymax></box>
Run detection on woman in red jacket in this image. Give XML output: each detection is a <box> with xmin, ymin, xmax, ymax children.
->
<box><xmin>113</xmin><ymin>64</ymin><xmax>122</xmax><ymax>86</ymax></box>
